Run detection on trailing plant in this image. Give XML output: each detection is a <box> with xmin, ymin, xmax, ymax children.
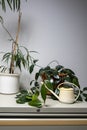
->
<box><xmin>16</xmin><ymin>88</ymin><xmax>42</xmax><ymax>108</ymax></box>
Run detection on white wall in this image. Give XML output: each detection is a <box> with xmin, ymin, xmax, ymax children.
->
<box><xmin>0</xmin><ymin>0</ymin><xmax>87</xmax><ymax>89</ymax></box>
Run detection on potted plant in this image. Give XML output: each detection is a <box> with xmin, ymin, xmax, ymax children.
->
<box><xmin>30</xmin><ymin>60</ymin><xmax>80</xmax><ymax>97</ymax></box>
<box><xmin>0</xmin><ymin>0</ymin><xmax>38</xmax><ymax>94</ymax></box>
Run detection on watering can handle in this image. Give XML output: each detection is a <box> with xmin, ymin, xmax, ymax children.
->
<box><xmin>57</xmin><ymin>82</ymin><xmax>80</xmax><ymax>102</ymax></box>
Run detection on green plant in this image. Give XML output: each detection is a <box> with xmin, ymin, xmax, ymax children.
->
<box><xmin>0</xmin><ymin>1</ymin><xmax>38</xmax><ymax>74</ymax></box>
<box><xmin>16</xmin><ymin>88</ymin><xmax>42</xmax><ymax>108</ymax></box>
<box><xmin>16</xmin><ymin>61</ymin><xmax>85</xmax><ymax>108</ymax></box>
<box><xmin>16</xmin><ymin>79</ymin><xmax>87</xmax><ymax>107</ymax></box>
<box><xmin>30</xmin><ymin>61</ymin><xmax>80</xmax><ymax>94</ymax></box>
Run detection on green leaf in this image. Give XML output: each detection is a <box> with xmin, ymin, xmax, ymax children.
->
<box><xmin>0</xmin><ymin>16</ymin><xmax>3</xmax><ymax>24</ymax></box>
<box><xmin>61</xmin><ymin>68</ymin><xmax>75</xmax><ymax>75</ymax></box>
<box><xmin>33</xmin><ymin>59</ymin><xmax>38</xmax><ymax>64</ymax></box>
<box><xmin>20</xmin><ymin>89</ymin><xmax>28</xmax><ymax>94</ymax></box>
<box><xmin>85</xmin><ymin>98</ymin><xmax>87</xmax><ymax>101</ymax></box>
<box><xmin>16</xmin><ymin>94</ymin><xmax>29</xmax><ymax>104</ymax></box>
<box><xmin>83</xmin><ymin>93</ymin><xmax>87</xmax><ymax>98</ymax></box>
<box><xmin>16</xmin><ymin>89</ymin><xmax>32</xmax><ymax>104</ymax></box>
<box><xmin>77</xmin><ymin>95</ymin><xmax>83</xmax><ymax>101</ymax></box>
<box><xmin>28</xmin><ymin>98</ymin><xmax>42</xmax><ymax>108</ymax></box>
<box><xmin>55</xmin><ymin>65</ymin><xmax>64</xmax><ymax>71</ymax></box>
<box><xmin>7</xmin><ymin>0</ymin><xmax>12</xmax><ymax>10</ymax></box>
<box><xmin>41</xmin><ymin>84</ymin><xmax>47</xmax><ymax>103</ymax></box>
<box><xmin>16</xmin><ymin>57</ymin><xmax>21</xmax><ymax>71</ymax></box>
<box><xmin>72</xmin><ymin>76</ymin><xmax>80</xmax><ymax>87</ymax></box>
<box><xmin>45</xmin><ymin>80</ymin><xmax>53</xmax><ymax>91</ymax></box>
<box><xmin>83</xmin><ymin>87</ymin><xmax>87</xmax><ymax>91</ymax></box>
<box><xmin>26</xmin><ymin>95</ymin><xmax>32</xmax><ymax>101</ymax></box>
<box><xmin>2</xmin><ymin>52</ymin><xmax>11</xmax><ymax>63</ymax></box>
<box><xmin>13</xmin><ymin>0</ymin><xmax>15</xmax><ymax>10</ymax></box>
<box><xmin>34</xmin><ymin>81</ymin><xmax>39</xmax><ymax>87</ymax></box>
<box><xmin>29</xmin><ymin>64</ymin><xmax>34</xmax><ymax>73</ymax></box>
<box><xmin>64</xmin><ymin>76</ymin><xmax>71</xmax><ymax>82</ymax></box>
<box><xmin>35</xmin><ymin>72</ymin><xmax>40</xmax><ymax>80</ymax></box>
<box><xmin>17</xmin><ymin>0</ymin><xmax>20</xmax><ymax>11</ymax></box>
<box><xmin>32</xmin><ymin>93</ymin><xmax>38</xmax><ymax>101</ymax></box>
<box><xmin>21</xmin><ymin>56</ymin><xmax>26</xmax><ymax>68</ymax></box>
<box><xmin>30</xmin><ymin>80</ymin><xmax>34</xmax><ymax>86</ymax></box>
<box><xmin>2</xmin><ymin>0</ymin><xmax>6</xmax><ymax>11</ymax></box>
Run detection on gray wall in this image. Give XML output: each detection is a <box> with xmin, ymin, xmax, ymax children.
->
<box><xmin>0</xmin><ymin>0</ymin><xmax>87</xmax><ymax>129</ymax></box>
<box><xmin>0</xmin><ymin>0</ymin><xmax>87</xmax><ymax>89</ymax></box>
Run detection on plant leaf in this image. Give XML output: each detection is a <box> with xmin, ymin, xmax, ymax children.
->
<box><xmin>17</xmin><ymin>0</ymin><xmax>20</xmax><ymax>11</ymax></box>
<box><xmin>55</xmin><ymin>65</ymin><xmax>64</xmax><ymax>71</ymax></box>
<box><xmin>33</xmin><ymin>59</ymin><xmax>38</xmax><ymax>64</ymax></box>
<box><xmin>77</xmin><ymin>95</ymin><xmax>83</xmax><ymax>101</ymax></box>
<box><xmin>41</xmin><ymin>84</ymin><xmax>47</xmax><ymax>103</ymax></box>
<box><xmin>7</xmin><ymin>0</ymin><xmax>12</xmax><ymax>10</ymax></box>
<box><xmin>2</xmin><ymin>52</ymin><xmax>11</xmax><ymax>63</ymax></box>
<box><xmin>2</xmin><ymin>0</ymin><xmax>6</xmax><ymax>11</ymax></box>
<box><xmin>83</xmin><ymin>93</ymin><xmax>87</xmax><ymax>98</ymax></box>
<box><xmin>20</xmin><ymin>89</ymin><xmax>28</xmax><ymax>94</ymax></box>
<box><xmin>28</xmin><ymin>98</ymin><xmax>42</xmax><ymax>108</ymax></box>
<box><xmin>16</xmin><ymin>94</ymin><xmax>29</xmax><ymax>104</ymax></box>
<box><xmin>29</xmin><ymin>64</ymin><xmax>34</xmax><ymax>73</ymax></box>
<box><xmin>35</xmin><ymin>72</ymin><xmax>39</xmax><ymax>80</ymax></box>
<box><xmin>0</xmin><ymin>16</ymin><xmax>4</xmax><ymax>24</ymax></box>
<box><xmin>83</xmin><ymin>87</ymin><xmax>87</xmax><ymax>91</ymax></box>
<box><xmin>45</xmin><ymin>80</ymin><xmax>53</xmax><ymax>91</ymax></box>
<box><xmin>34</xmin><ymin>81</ymin><xmax>39</xmax><ymax>87</ymax></box>
<box><xmin>72</xmin><ymin>76</ymin><xmax>80</xmax><ymax>87</ymax></box>
<box><xmin>61</xmin><ymin>68</ymin><xmax>75</xmax><ymax>75</ymax></box>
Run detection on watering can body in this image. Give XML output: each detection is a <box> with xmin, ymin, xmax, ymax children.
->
<box><xmin>44</xmin><ymin>81</ymin><xmax>80</xmax><ymax>104</ymax></box>
<box><xmin>56</xmin><ymin>82</ymin><xmax>80</xmax><ymax>104</ymax></box>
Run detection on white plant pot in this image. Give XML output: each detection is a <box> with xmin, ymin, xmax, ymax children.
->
<box><xmin>0</xmin><ymin>73</ymin><xmax>20</xmax><ymax>94</ymax></box>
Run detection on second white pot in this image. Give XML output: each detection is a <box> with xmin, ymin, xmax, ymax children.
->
<box><xmin>0</xmin><ymin>73</ymin><xmax>20</xmax><ymax>94</ymax></box>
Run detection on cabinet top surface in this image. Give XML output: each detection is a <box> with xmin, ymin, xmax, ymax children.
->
<box><xmin>0</xmin><ymin>94</ymin><xmax>87</xmax><ymax>115</ymax></box>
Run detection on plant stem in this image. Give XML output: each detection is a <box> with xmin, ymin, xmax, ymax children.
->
<box><xmin>47</xmin><ymin>60</ymin><xmax>59</xmax><ymax>66</ymax></box>
<box><xmin>9</xmin><ymin>10</ymin><xmax>22</xmax><ymax>73</ymax></box>
<box><xmin>14</xmin><ymin>10</ymin><xmax>22</xmax><ymax>54</ymax></box>
<box><xmin>1</xmin><ymin>22</ymin><xmax>14</xmax><ymax>42</ymax></box>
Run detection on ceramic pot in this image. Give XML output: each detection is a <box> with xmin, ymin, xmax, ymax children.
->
<box><xmin>0</xmin><ymin>73</ymin><xmax>20</xmax><ymax>94</ymax></box>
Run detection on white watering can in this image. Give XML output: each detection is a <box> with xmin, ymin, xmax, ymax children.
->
<box><xmin>43</xmin><ymin>81</ymin><xmax>80</xmax><ymax>104</ymax></box>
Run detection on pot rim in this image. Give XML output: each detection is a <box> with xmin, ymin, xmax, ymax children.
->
<box><xmin>0</xmin><ymin>73</ymin><xmax>20</xmax><ymax>77</ymax></box>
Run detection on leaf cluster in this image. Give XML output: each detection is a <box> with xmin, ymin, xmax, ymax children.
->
<box><xmin>30</xmin><ymin>62</ymin><xmax>80</xmax><ymax>94</ymax></box>
<box><xmin>1</xmin><ymin>46</ymin><xmax>38</xmax><ymax>73</ymax></box>
<box><xmin>0</xmin><ymin>0</ymin><xmax>21</xmax><ymax>11</ymax></box>
<box><xmin>77</xmin><ymin>87</ymin><xmax>87</xmax><ymax>102</ymax></box>
<box><xmin>16</xmin><ymin>89</ymin><xmax>42</xmax><ymax>108</ymax></box>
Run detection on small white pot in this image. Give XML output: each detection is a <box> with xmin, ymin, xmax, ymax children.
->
<box><xmin>0</xmin><ymin>73</ymin><xmax>20</xmax><ymax>94</ymax></box>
